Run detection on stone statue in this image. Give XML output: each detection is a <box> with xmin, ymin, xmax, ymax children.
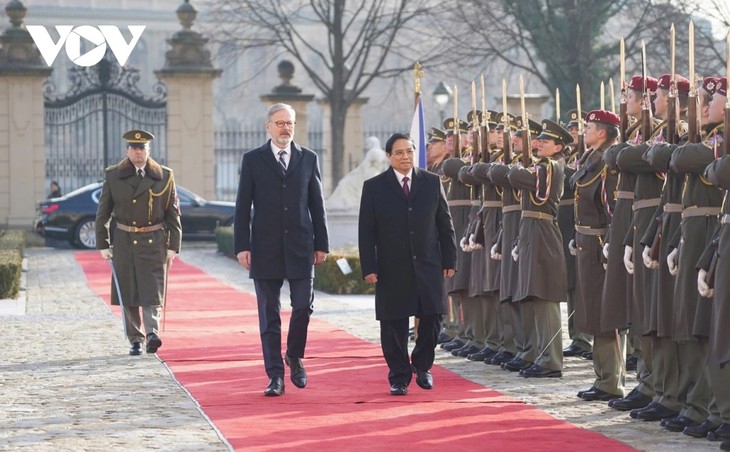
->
<box><xmin>327</xmin><ymin>136</ymin><xmax>389</xmax><ymax>211</ymax></box>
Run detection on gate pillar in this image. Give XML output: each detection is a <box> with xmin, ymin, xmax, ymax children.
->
<box><xmin>0</xmin><ymin>0</ymin><xmax>52</xmax><ymax>228</ymax></box>
<box><xmin>155</xmin><ymin>0</ymin><xmax>221</xmax><ymax>200</ymax></box>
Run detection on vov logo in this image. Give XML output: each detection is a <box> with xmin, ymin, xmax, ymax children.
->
<box><xmin>27</xmin><ymin>25</ymin><xmax>146</xmax><ymax>67</ymax></box>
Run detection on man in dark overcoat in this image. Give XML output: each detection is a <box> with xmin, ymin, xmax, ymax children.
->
<box><xmin>96</xmin><ymin>129</ymin><xmax>182</xmax><ymax>356</ymax></box>
<box><xmin>359</xmin><ymin>132</ymin><xmax>457</xmax><ymax>396</ymax></box>
<box><xmin>233</xmin><ymin>103</ymin><xmax>329</xmax><ymax>397</ymax></box>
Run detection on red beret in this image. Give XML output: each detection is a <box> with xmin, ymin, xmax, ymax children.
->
<box><xmin>585</xmin><ymin>110</ymin><xmax>620</xmax><ymax>127</ymax></box>
<box><xmin>717</xmin><ymin>78</ymin><xmax>727</xmax><ymax>97</ymax></box>
<box><xmin>702</xmin><ymin>77</ymin><xmax>719</xmax><ymax>95</ymax></box>
<box><xmin>627</xmin><ymin>75</ymin><xmax>658</xmax><ymax>93</ymax></box>
<box><xmin>657</xmin><ymin>74</ymin><xmax>690</xmax><ymax>94</ymax></box>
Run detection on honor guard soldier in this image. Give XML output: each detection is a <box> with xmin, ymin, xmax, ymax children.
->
<box><xmin>506</xmin><ymin>118</ymin><xmax>567</xmax><ymax>378</ymax></box>
<box><xmin>561</xmin><ymin>109</ymin><xmax>594</xmax><ymax>359</ymax></box>
<box><xmin>570</xmin><ymin>111</ymin><xmax>624</xmax><ymax>400</ymax></box>
<box><xmin>95</xmin><ymin>129</ymin><xmax>181</xmax><ymax>356</ymax></box>
<box><xmin>441</xmin><ymin>118</ymin><xmax>480</xmax><ymax>355</ymax></box>
<box><xmin>664</xmin><ymin>76</ymin><xmax>723</xmax><ymax>434</ymax></box>
<box><xmin>695</xmin><ymin>77</ymin><xmax>730</xmax><ymax>442</ymax></box>
<box><xmin>611</xmin><ymin>75</ymin><xmax>662</xmax><ymax>412</ymax></box>
<box><xmin>632</xmin><ymin>73</ymin><xmax>690</xmax><ymax>422</ymax></box>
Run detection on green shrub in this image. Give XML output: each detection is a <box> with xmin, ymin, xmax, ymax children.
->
<box><xmin>0</xmin><ymin>229</ymin><xmax>25</xmax><ymax>254</ymax></box>
<box><xmin>215</xmin><ymin>226</ymin><xmax>235</xmax><ymax>258</ymax></box>
<box><xmin>314</xmin><ymin>253</ymin><xmax>373</xmax><ymax>295</ymax></box>
<box><xmin>0</xmin><ymin>249</ymin><xmax>22</xmax><ymax>299</ymax></box>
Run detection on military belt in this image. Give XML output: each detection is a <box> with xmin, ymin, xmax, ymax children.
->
<box><xmin>471</xmin><ymin>200</ymin><xmax>482</xmax><ymax>207</ymax></box>
<box><xmin>448</xmin><ymin>200</ymin><xmax>473</xmax><ymax>207</ymax></box>
<box><xmin>117</xmin><ymin>222</ymin><xmax>164</xmax><ymax>233</ymax></box>
<box><xmin>521</xmin><ymin>211</ymin><xmax>554</xmax><ymax>221</ymax></box>
<box><xmin>559</xmin><ymin>198</ymin><xmax>575</xmax><ymax>206</ymax></box>
<box><xmin>482</xmin><ymin>200</ymin><xmax>502</xmax><ymax>208</ymax></box>
<box><xmin>502</xmin><ymin>205</ymin><xmax>521</xmax><ymax>214</ymax></box>
<box><xmin>663</xmin><ymin>203</ymin><xmax>683</xmax><ymax>213</ymax></box>
<box><xmin>575</xmin><ymin>225</ymin><xmax>608</xmax><ymax>236</ymax></box>
<box><xmin>616</xmin><ymin>191</ymin><xmax>634</xmax><ymax>200</ymax></box>
<box><xmin>682</xmin><ymin>206</ymin><xmax>721</xmax><ymax>219</ymax></box>
<box><xmin>632</xmin><ymin>198</ymin><xmax>661</xmax><ymax>211</ymax></box>
<box><xmin>720</xmin><ymin>214</ymin><xmax>730</xmax><ymax>225</ymax></box>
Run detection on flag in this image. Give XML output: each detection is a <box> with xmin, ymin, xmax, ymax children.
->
<box><xmin>409</xmin><ymin>97</ymin><xmax>427</xmax><ymax>169</ymax></box>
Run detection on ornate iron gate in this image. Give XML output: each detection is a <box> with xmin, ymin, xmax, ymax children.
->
<box><xmin>44</xmin><ymin>57</ymin><xmax>166</xmax><ymax>193</ymax></box>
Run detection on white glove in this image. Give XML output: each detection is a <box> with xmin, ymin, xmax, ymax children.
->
<box><xmin>602</xmin><ymin>242</ymin><xmax>609</xmax><ymax>260</ymax></box>
<box><xmin>100</xmin><ymin>249</ymin><xmax>112</xmax><ymax>260</ymax></box>
<box><xmin>642</xmin><ymin>246</ymin><xmax>658</xmax><ymax>269</ymax></box>
<box><xmin>468</xmin><ymin>233</ymin><xmax>482</xmax><ymax>250</ymax></box>
<box><xmin>623</xmin><ymin>246</ymin><xmax>634</xmax><ymax>275</ymax></box>
<box><xmin>667</xmin><ymin>248</ymin><xmax>679</xmax><ymax>276</ymax></box>
<box><xmin>568</xmin><ymin>239</ymin><xmax>577</xmax><ymax>256</ymax></box>
<box><xmin>511</xmin><ymin>245</ymin><xmax>519</xmax><ymax>262</ymax></box>
<box><xmin>460</xmin><ymin>236</ymin><xmax>469</xmax><ymax>252</ymax></box>
<box><xmin>698</xmin><ymin>268</ymin><xmax>714</xmax><ymax>298</ymax></box>
<box><xmin>490</xmin><ymin>243</ymin><xmax>502</xmax><ymax>261</ymax></box>
<box><xmin>166</xmin><ymin>250</ymin><xmax>177</xmax><ymax>262</ymax></box>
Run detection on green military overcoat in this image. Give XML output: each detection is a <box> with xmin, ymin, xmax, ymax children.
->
<box><xmin>95</xmin><ymin>157</ymin><xmax>182</xmax><ymax>307</ymax></box>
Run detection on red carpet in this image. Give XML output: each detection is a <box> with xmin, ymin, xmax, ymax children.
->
<box><xmin>77</xmin><ymin>252</ymin><xmax>635</xmax><ymax>451</ymax></box>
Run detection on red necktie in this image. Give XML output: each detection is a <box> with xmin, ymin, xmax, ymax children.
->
<box><xmin>402</xmin><ymin>176</ymin><xmax>410</xmax><ymax>197</ymax></box>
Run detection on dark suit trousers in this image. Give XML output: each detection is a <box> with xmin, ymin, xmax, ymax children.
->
<box><xmin>253</xmin><ymin>278</ymin><xmax>314</xmax><ymax>379</ymax></box>
<box><xmin>380</xmin><ymin>314</ymin><xmax>442</xmax><ymax>385</ymax></box>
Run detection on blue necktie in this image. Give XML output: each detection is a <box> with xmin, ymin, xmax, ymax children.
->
<box><xmin>278</xmin><ymin>150</ymin><xmax>287</xmax><ymax>173</ymax></box>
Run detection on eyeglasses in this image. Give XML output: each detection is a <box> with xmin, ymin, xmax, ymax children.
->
<box><xmin>271</xmin><ymin>120</ymin><xmax>296</xmax><ymax>128</ymax></box>
<box><xmin>391</xmin><ymin>149</ymin><xmax>414</xmax><ymax>157</ymax></box>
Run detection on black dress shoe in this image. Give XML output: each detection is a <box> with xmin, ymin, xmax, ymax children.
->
<box><xmin>285</xmin><ymin>353</ymin><xmax>307</xmax><ymax>389</ymax></box>
<box><xmin>441</xmin><ymin>338</ymin><xmax>465</xmax><ymax>351</ymax></box>
<box><xmin>581</xmin><ymin>351</ymin><xmax>593</xmax><ymax>360</ymax></box>
<box><xmin>454</xmin><ymin>344</ymin><xmax>480</xmax><ymax>357</ymax></box>
<box><xmin>664</xmin><ymin>416</ymin><xmax>699</xmax><ymax>432</ymax></box>
<box><xmin>721</xmin><ymin>439</ymin><xmax>730</xmax><ymax>451</ymax></box>
<box><xmin>562</xmin><ymin>344</ymin><xmax>586</xmax><ymax>357</ymax></box>
<box><xmin>630</xmin><ymin>401</ymin><xmax>657</xmax><ymax>419</ymax></box>
<box><xmin>146</xmin><ymin>333</ymin><xmax>162</xmax><ymax>354</ymax></box>
<box><xmin>264</xmin><ymin>377</ymin><xmax>285</xmax><ymax>396</ymax></box>
<box><xmin>488</xmin><ymin>351</ymin><xmax>514</xmax><ymax>365</ymax></box>
<box><xmin>625</xmin><ymin>355</ymin><xmax>638</xmax><ymax>371</ymax></box>
<box><xmin>577</xmin><ymin>386</ymin><xmax>595</xmax><ymax>398</ymax></box>
<box><xmin>503</xmin><ymin>357</ymin><xmax>533</xmax><ymax>372</ymax></box>
<box><xmin>636</xmin><ymin>403</ymin><xmax>678</xmax><ymax>422</ymax></box>
<box><xmin>390</xmin><ymin>383</ymin><xmax>408</xmax><ymax>396</ymax></box>
<box><xmin>519</xmin><ymin>364</ymin><xmax>562</xmax><ymax>378</ymax></box>
<box><xmin>683</xmin><ymin>420</ymin><xmax>720</xmax><ymax>438</ymax></box>
<box><xmin>129</xmin><ymin>342</ymin><xmax>143</xmax><ymax>356</ymax></box>
<box><xmin>580</xmin><ymin>388</ymin><xmax>623</xmax><ymax>401</ymax></box>
<box><xmin>708</xmin><ymin>423</ymin><xmax>730</xmax><ymax>441</ymax></box>
<box><xmin>467</xmin><ymin>347</ymin><xmax>498</xmax><ymax>361</ymax></box>
<box><xmin>415</xmin><ymin>371</ymin><xmax>433</xmax><ymax>390</ymax></box>
<box><xmin>437</xmin><ymin>332</ymin><xmax>454</xmax><ymax>344</ymax></box>
<box><xmin>610</xmin><ymin>388</ymin><xmax>653</xmax><ymax>411</ymax></box>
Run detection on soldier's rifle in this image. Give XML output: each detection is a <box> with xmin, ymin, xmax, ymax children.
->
<box><xmin>502</xmin><ymin>79</ymin><xmax>512</xmax><ymax>164</ymax></box>
<box><xmin>519</xmin><ymin>75</ymin><xmax>531</xmax><ymax>167</ymax></box>
<box><xmin>641</xmin><ymin>40</ymin><xmax>653</xmax><ymax>145</ymax></box>
<box><xmin>575</xmin><ymin>84</ymin><xmax>586</xmax><ymax>160</ymax></box>
<box><xmin>687</xmin><ymin>22</ymin><xmax>700</xmax><ymax>144</ymax></box>
<box><xmin>453</xmin><ymin>84</ymin><xmax>460</xmax><ymax>157</ymax></box>
<box><xmin>481</xmin><ymin>75</ymin><xmax>490</xmax><ymax>163</ymax></box>
<box><xmin>620</xmin><ymin>38</ymin><xmax>629</xmax><ymax>141</ymax></box>
<box><xmin>666</xmin><ymin>24</ymin><xmax>679</xmax><ymax>146</ymax></box>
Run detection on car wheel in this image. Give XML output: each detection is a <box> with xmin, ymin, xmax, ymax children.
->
<box><xmin>73</xmin><ymin>218</ymin><xmax>96</xmax><ymax>249</ymax></box>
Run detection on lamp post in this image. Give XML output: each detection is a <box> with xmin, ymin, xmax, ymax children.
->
<box><xmin>433</xmin><ymin>81</ymin><xmax>452</xmax><ymax>123</ymax></box>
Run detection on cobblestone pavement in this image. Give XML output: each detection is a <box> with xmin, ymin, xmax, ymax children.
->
<box><xmin>0</xmin><ymin>244</ymin><xmax>721</xmax><ymax>451</ymax></box>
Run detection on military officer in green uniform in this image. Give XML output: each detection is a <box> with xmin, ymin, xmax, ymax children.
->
<box><xmin>95</xmin><ymin>129</ymin><xmax>182</xmax><ymax>356</ymax></box>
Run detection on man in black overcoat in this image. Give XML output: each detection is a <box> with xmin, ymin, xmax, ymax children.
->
<box><xmin>233</xmin><ymin>103</ymin><xmax>329</xmax><ymax>397</ymax></box>
<box><xmin>359</xmin><ymin>132</ymin><xmax>457</xmax><ymax>395</ymax></box>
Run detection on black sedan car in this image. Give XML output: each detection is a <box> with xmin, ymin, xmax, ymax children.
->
<box><xmin>34</xmin><ymin>182</ymin><xmax>235</xmax><ymax>249</ymax></box>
